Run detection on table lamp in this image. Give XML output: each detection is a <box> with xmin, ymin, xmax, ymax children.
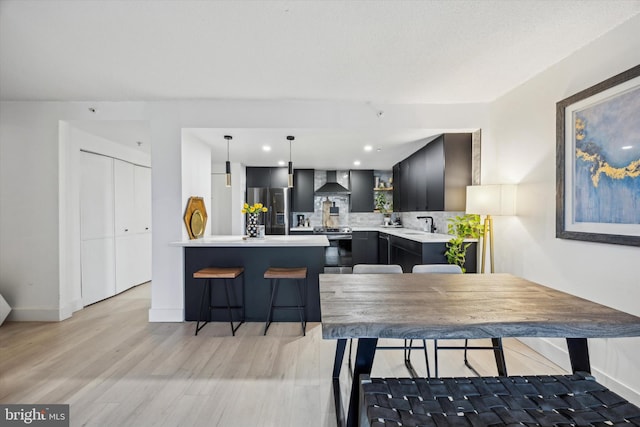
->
<box><xmin>465</xmin><ymin>184</ymin><xmax>517</xmax><ymax>273</ymax></box>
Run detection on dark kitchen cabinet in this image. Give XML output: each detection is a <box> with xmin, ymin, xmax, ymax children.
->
<box><xmin>246</xmin><ymin>167</ymin><xmax>289</xmax><ymax>188</ymax></box>
<box><xmin>389</xmin><ymin>235</ymin><xmax>422</xmax><ymax>273</ymax></box>
<box><xmin>352</xmin><ymin>231</ymin><xmax>378</xmax><ymax>265</ymax></box>
<box><xmin>349</xmin><ymin>170</ymin><xmax>374</xmax><ymax>212</ymax></box>
<box><xmin>270</xmin><ymin>167</ymin><xmax>289</xmax><ymax>187</ymax></box>
<box><xmin>389</xmin><ymin>235</ymin><xmax>477</xmax><ymax>273</ymax></box>
<box><xmin>393</xmin><ymin>133</ymin><xmax>471</xmax><ymax>212</ymax></box>
<box><xmin>392</xmin><ymin>164</ymin><xmax>401</xmax><ymax>213</ymax></box>
<box><xmin>292</xmin><ymin>169</ymin><xmax>314</xmax><ymax>212</ymax></box>
<box><xmin>378</xmin><ymin>232</ymin><xmax>391</xmax><ymax>264</ymax></box>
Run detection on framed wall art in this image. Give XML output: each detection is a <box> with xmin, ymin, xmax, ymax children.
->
<box><xmin>556</xmin><ymin>64</ymin><xmax>640</xmax><ymax>246</ymax></box>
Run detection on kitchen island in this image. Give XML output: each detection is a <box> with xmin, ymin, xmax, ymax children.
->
<box><xmin>173</xmin><ymin>235</ymin><xmax>329</xmax><ymax>322</ymax></box>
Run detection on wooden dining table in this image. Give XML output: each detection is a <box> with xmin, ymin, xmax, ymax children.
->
<box><xmin>319</xmin><ymin>273</ymin><xmax>640</xmax><ymax>427</ymax></box>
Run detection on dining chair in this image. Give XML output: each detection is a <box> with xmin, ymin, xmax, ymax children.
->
<box><xmin>348</xmin><ymin>264</ymin><xmax>430</xmax><ymax>378</ymax></box>
<box><xmin>411</xmin><ymin>263</ymin><xmax>506</xmax><ymax>377</ymax></box>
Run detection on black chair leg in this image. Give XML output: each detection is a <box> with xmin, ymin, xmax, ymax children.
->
<box><xmin>195</xmin><ymin>279</ymin><xmax>210</xmax><ymax>336</ymax></box>
<box><xmin>264</xmin><ymin>279</ymin><xmax>280</xmax><ymax>335</ymax></box>
<box><xmin>294</xmin><ymin>278</ymin><xmax>307</xmax><ymax>336</ymax></box>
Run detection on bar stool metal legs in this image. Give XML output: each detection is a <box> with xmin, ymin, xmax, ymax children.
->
<box><xmin>263</xmin><ymin>267</ymin><xmax>308</xmax><ymax>336</ymax></box>
<box><xmin>193</xmin><ymin>267</ymin><xmax>245</xmax><ymax>336</ymax></box>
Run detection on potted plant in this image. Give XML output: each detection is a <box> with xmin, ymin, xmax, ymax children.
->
<box><xmin>374</xmin><ymin>192</ymin><xmax>393</xmax><ymax>224</ymax></box>
<box><xmin>375</xmin><ymin>192</ymin><xmax>393</xmax><ymax>213</ymax></box>
<box><xmin>444</xmin><ymin>214</ymin><xmax>483</xmax><ymax>273</ymax></box>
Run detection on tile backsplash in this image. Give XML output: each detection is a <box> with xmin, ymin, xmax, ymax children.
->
<box><xmin>291</xmin><ymin>170</ymin><xmax>464</xmax><ymax>232</ymax></box>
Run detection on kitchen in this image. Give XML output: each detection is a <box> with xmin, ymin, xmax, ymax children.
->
<box><xmin>188</xmin><ymin>130</ymin><xmax>479</xmax><ymax>267</ymax></box>
<box><xmin>177</xmin><ymin>131</ymin><xmax>478</xmax><ymax>323</ymax></box>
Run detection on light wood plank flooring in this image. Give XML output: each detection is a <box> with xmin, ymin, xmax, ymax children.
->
<box><xmin>0</xmin><ymin>282</ymin><xmax>565</xmax><ymax>426</ymax></box>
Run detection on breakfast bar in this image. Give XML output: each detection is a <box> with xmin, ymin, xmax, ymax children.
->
<box><xmin>175</xmin><ymin>235</ymin><xmax>328</xmax><ymax>322</ymax></box>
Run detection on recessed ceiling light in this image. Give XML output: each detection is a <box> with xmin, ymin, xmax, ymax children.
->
<box><xmin>262</xmin><ymin>145</ymin><xmax>271</xmax><ymax>152</ymax></box>
<box><xmin>364</xmin><ymin>145</ymin><xmax>373</xmax><ymax>152</ymax></box>
<box><xmin>278</xmin><ymin>160</ymin><xmax>285</xmax><ymax>166</ymax></box>
<box><xmin>622</xmin><ymin>145</ymin><xmax>633</xmax><ymax>150</ymax></box>
<box><xmin>377</xmin><ymin>148</ymin><xmax>382</xmax><ymax>152</ymax></box>
<box><xmin>353</xmin><ymin>160</ymin><xmax>361</xmax><ymax>166</ymax></box>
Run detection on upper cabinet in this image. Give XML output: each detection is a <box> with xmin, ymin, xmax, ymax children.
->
<box><xmin>393</xmin><ymin>133</ymin><xmax>472</xmax><ymax>212</ymax></box>
<box><xmin>292</xmin><ymin>169</ymin><xmax>315</xmax><ymax>212</ymax></box>
<box><xmin>349</xmin><ymin>170</ymin><xmax>374</xmax><ymax>212</ymax></box>
<box><xmin>246</xmin><ymin>166</ymin><xmax>289</xmax><ymax>188</ymax></box>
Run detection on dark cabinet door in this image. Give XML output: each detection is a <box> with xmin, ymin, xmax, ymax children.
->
<box><xmin>412</xmin><ymin>146</ymin><xmax>428</xmax><ymax>211</ymax></box>
<box><xmin>246</xmin><ymin>167</ymin><xmax>272</xmax><ymax>188</ymax></box>
<box><xmin>270</xmin><ymin>167</ymin><xmax>289</xmax><ymax>187</ymax></box>
<box><xmin>424</xmin><ymin>136</ymin><xmax>445</xmax><ymax>211</ymax></box>
<box><xmin>399</xmin><ymin>160</ymin><xmax>411</xmax><ymax>212</ymax></box>
<box><xmin>378</xmin><ymin>233</ymin><xmax>390</xmax><ymax>264</ymax></box>
<box><xmin>292</xmin><ymin>169</ymin><xmax>314</xmax><ymax>212</ymax></box>
<box><xmin>392</xmin><ymin>163</ymin><xmax>401</xmax><ymax>212</ymax></box>
<box><xmin>390</xmin><ymin>235</ymin><xmax>422</xmax><ymax>272</ymax></box>
<box><xmin>246</xmin><ymin>166</ymin><xmax>290</xmax><ymax>188</ymax></box>
<box><xmin>350</xmin><ymin>170</ymin><xmax>374</xmax><ymax>212</ymax></box>
<box><xmin>352</xmin><ymin>231</ymin><xmax>379</xmax><ymax>265</ymax></box>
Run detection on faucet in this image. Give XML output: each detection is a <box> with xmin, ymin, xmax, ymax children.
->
<box><xmin>417</xmin><ymin>216</ymin><xmax>436</xmax><ymax>233</ymax></box>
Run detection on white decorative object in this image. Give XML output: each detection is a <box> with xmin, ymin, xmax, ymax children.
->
<box><xmin>0</xmin><ymin>293</ymin><xmax>11</xmax><ymax>325</ymax></box>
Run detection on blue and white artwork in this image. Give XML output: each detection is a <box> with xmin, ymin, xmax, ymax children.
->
<box><xmin>573</xmin><ymin>86</ymin><xmax>640</xmax><ymax>224</ymax></box>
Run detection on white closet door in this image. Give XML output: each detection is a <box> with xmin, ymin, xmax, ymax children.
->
<box><xmin>81</xmin><ymin>238</ymin><xmax>116</xmax><ymax>305</ymax></box>
<box><xmin>80</xmin><ymin>152</ymin><xmax>116</xmax><ymax>305</ymax></box>
<box><xmin>134</xmin><ymin>166</ymin><xmax>152</xmax><ymax>233</ymax></box>
<box><xmin>80</xmin><ymin>152</ymin><xmax>114</xmax><ymax>240</ymax></box>
<box><xmin>114</xmin><ymin>159</ymin><xmax>135</xmax><ymax>237</ymax></box>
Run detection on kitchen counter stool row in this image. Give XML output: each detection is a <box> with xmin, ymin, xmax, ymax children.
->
<box><xmin>192</xmin><ymin>265</ymin><xmax>308</xmax><ymax>336</ymax></box>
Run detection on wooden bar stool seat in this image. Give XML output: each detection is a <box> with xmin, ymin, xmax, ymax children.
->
<box><xmin>193</xmin><ymin>267</ymin><xmax>244</xmax><ymax>336</ymax></box>
<box><xmin>263</xmin><ymin>267</ymin><xmax>308</xmax><ymax>336</ymax></box>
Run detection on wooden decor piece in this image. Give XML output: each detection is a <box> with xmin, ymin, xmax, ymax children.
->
<box><xmin>183</xmin><ymin>197</ymin><xmax>208</xmax><ymax>239</ymax></box>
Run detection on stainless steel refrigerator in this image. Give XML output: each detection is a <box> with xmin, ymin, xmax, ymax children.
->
<box><xmin>247</xmin><ymin>187</ymin><xmax>290</xmax><ymax>235</ymax></box>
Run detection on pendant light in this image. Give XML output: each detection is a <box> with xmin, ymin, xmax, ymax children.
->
<box><xmin>224</xmin><ymin>135</ymin><xmax>232</xmax><ymax>187</ymax></box>
<box><xmin>287</xmin><ymin>135</ymin><xmax>295</xmax><ymax>188</ymax></box>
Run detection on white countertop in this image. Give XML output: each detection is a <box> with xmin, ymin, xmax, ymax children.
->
<box><xmin>290</xmin><ymin>227</ymin><xmax>314</xmax><ymax>231</ymax></box>
<box><xmin>351</xmin><ymin>226</ymin><xmax>476</xmax><ymax>243</ymax></box>
<box><xmin>172</xmin><ymin>235</ymin><xmax>329</xmax><ymax>247</ymax></box>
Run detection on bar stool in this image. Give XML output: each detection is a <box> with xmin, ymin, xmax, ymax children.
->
<box><xmin>193</xmin><ymin>267</ymin><xmax>245</xmax><ymax>336</ymax></box>
<box><xmin>263</xmin><ymin>267</ymin><xmax>308</xmax><ymax>336</ymax></box>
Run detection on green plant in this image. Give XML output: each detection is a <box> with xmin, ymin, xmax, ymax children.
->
<box><xmin>374</xmin><ymin>192</ymin><xmax>392</xmax><ymax>214</ymax></box>
<box><xmin>444</xmin><ymin>214</ymin><xmax>483</xmax><ymax>273</ymax></box>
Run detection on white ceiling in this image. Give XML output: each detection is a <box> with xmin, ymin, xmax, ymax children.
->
<box><xmin>2</xmin><ymin>0</ymin><xmax>639</xmax><ymax>169</ymax></box>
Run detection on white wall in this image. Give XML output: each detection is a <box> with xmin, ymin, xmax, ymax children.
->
<box><xmin>486</xmin><ymin>15</ymin><xmax>640</xmax><ymax>401</ymax></box>
<box><xmin>0</xmin><ymin>101</ymin><xmax>148</xmax><ymax>321</ymax></box>
<box><xmin>181</xmin><ymin>137</ymin><xmax>212</xmax><ymax>239</ymax></box>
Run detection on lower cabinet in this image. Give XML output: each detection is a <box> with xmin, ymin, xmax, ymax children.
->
<box><xmin>352</xmin><ymin>231</ymin><xmax>379</xmax><ymax>265</ymax></box>
<box><xmin>390</xmin><ymin>235</ymin><xmax>477</xmax><ymax>273</ymax></box>
<box><xmin>353</xmin><ymin>230</ymin><xmax>477</xmax><ymax>273</ymax></box>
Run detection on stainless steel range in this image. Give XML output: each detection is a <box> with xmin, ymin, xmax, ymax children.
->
<box><xmin>313</xmin><ymin>226</ymin><xmax>352</xmax><ymax>272</ymax></box>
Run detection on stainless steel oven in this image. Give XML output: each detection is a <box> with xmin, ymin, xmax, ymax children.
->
<box><xmin>313</xmin><ymin>227</ymin><xmax>352</xmax><ymax>273</ymax></box>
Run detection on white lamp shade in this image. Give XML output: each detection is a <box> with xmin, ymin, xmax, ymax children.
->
<box><xmin>466</xmin><ymin>184</ymin><xmax>517</xmax><ymax>216</ymax></box>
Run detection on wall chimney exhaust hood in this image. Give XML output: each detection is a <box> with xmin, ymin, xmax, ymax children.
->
<box><xmin>315</xmin><ymin>171</ymin><xmax>351</xmax><ymax>195</ymax></box>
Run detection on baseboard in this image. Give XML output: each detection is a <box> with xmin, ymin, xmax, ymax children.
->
<box><xmin>518</xmin><ymin>337</ymin><xmax>640</xmax><ymax>404</ymax></box>
<box><xmin>59</xmin><ymin>298</ymin><xmax>83</xmax><ymax>320</ymax></box>
<box><xmin>6</xmin><ymin>307</ymin><xmax>65</xmax><ymax>322</ymax></box>
<box><xmin>148</xmin><ymin>308</ymin><xmax>184</xmax><ymax>322</ymax></box>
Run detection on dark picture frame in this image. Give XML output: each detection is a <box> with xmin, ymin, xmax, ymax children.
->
<box><xmin>556</xmin><ymin>64</ymin><xmax>640</xmax><ymax>246</ymax></box>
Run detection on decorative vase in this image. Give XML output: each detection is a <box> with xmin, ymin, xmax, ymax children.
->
<box><xmin>246</xmin><ymin>213</ymin><xmax>259</xmax><ymax>238</ymax></box>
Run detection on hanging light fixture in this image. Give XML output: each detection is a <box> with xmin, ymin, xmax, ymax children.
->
<box><xmin>224</xmin><ymin>135</ymin><xmax>232</xmax><ymax>187</ymax></box>
<box><xmin>287</xmin><ymin>135</ymin><xmax>295</xmax><ymax>188</ymax></box>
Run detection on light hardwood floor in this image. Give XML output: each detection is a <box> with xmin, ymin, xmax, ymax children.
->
<box><xmin>0</xmin><ymin>282</ymin><xmax>565</xmax><ymax>426</ymax></box>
